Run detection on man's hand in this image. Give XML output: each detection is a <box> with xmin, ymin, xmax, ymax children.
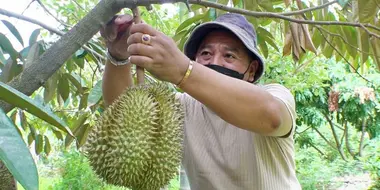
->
<box><xmin>100</xmin><ymin>14</ymin><xmax>134</xmax><ymax>60</ymax></box>
<box><xmin>126</xmin><ymin>23</ymin><xmax>189</xmax><ymax>85</ymax></box>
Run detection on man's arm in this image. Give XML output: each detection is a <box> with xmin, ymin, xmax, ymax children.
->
<box><xmin>102</xmin><ymin>61</ymin><xmax>134</xmax><ymax>107</ymax></box>
<box><xmin>179</xmin><ymin>62</ymin><xmax>293</xmax><ymax>136</ymax></box>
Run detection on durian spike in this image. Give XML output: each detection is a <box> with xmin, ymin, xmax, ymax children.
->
<box><xmin>132</xmin><ymin>7</ymin><xmax>145</xmax><ymax>85</ymax></box>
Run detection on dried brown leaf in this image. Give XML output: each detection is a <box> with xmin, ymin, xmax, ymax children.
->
<box><xmin>299</xmin><ymin>24</ymin><xmax>306</xmax><ymax>53</ymax></box>
<box><xmin>283</xmin><ymin>31</ymin><xmax>292</xmax><ymax>56</ymax></box>
<box><xmin>301</xmin><ymin>24</ymin><xmax>318</xmax><ymax>54</ymax></box>
<box><xmin>284</xmin><ymin>0</ymin><xmax>292</xmax><ymax>7</ymax></box>
<box><xmin>290</xmin><ymin>22</ymin><xmax>302</xmax><ymax>57</ymax></box>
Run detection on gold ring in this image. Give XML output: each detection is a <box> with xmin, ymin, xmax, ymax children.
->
<box><xmin>141</xmin><ymin>34</ymin><xmax>151</xmax><ymax>45</ymax></box>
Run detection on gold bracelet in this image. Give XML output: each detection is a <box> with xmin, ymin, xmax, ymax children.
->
<box><xmin>177</xmin><ymin>60</ymin><xmax>194</xmax><ymax>88</ymax></box>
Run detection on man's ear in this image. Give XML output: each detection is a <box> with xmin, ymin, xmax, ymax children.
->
<box><xmin>247</xmin><ymin>60</ymin><xmax>259</xmax><ymax>82</ymax></box>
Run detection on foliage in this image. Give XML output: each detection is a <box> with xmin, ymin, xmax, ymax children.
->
<box><xmin>0</xmin><ymin>0</ymin><xmax>380</xmax><ymax>189</ymax></box>
<box><xmin>52</xmin><ymin>150</ymin><xmax>106</xmax><ymax>190</ymax></box>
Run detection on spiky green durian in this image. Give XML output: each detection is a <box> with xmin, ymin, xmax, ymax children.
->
<box><xmin>83</xmin><ymin>82</ymin><xmax>184</xmax><ymax>190</ymax></box>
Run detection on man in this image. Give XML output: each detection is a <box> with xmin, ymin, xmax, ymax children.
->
<box><xmin>101</xmin><ymin>12</ymin><xmax>301</xmax><ymax>190</ymax></box>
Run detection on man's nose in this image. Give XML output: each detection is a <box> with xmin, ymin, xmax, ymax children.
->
<box><xmin>208</xmin><ymin>54</ymin><xmax>224</xmax><ymax>67</ymax></box>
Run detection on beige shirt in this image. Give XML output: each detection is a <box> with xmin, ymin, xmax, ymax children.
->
<box><xmin>175</xmin><ymin>83</ymin><xmax>301</xmax><ymax>190</ymax></box>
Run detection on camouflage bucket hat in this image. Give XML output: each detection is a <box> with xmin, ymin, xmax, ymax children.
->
<box><xmin>183</xmin><ymin>13</ymin><xmax>265</xmax><ymax>83</ymax></box>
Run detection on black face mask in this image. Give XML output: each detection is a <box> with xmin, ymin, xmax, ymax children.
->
<box><xmin>204</xmin><ymin>64</ymin><xmax>250</xmax><ymax>80</ymax></box>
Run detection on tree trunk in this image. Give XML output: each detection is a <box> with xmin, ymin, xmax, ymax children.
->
<box><xmin>309</xmin><ymin>142</ymin><xmax>326</xmax><ymax>157</ymax></box>
<box><xmin>358</xmin><ymin>119</ymin><xmax>367</xmax><ymax>157</ymax></box>
<box><xmin>344</xmin><ymin>121</ymin><xmax>356</xmax><ymax>159</ymax></box>
<box><xmin>0</xmin><ymin>161</ymin><xmax>17</xmax><ymax>190</ymax></box>
<box><xmin>323</xmin><ymin>113</ymin><xmax>347</xmax><ymax>161</ymax></box>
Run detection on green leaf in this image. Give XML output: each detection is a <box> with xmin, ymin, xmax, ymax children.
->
<box><xmin>73</xmin><ymin>56</ymin><xmax>85</xmax><ymax>69</ymax></box>
<box><xmin>358</xmin><ymin>0</ymin><xmax>378</xmax><ymax>23</ymax></box>
<box><xmin>79</xmin><ymin>92</ymin><xmax>89</xmax><ymax>110</ymax></box>
<box><xmin>0</xmin><ymin>33</ymin><xmax>18</xmax><ymax>59</ymax></box>
<box><xmin>65</xmin><ymin>113</ymin><xmax>89</xmax><ymax>148</ymax></box>
<box><xmin>52</xmin><ymin>128</ymin><xmax>63</xmax><ymax>140</ymax></box>
<box><xmin>27</xmin><ymin>132</ymin><xmax>34</xmax><ymax>146</ymax></box>
<box><xmin>25</xmin><ymin>43</ymin><xmax>41</xmax><ymax>69</ymax></box>
<box><xmin>1</xmin><ymin>20</ymin><xmax>24</xmax><ymax>47</ymax></box>
<box><xmin>44</xmin><ymin>135</ymin><xmax>51</xmax><ymax>156</ymax></box>
<box><xmin>258</xmin><ymin>37</ymin><xmax>269</xmax><ymax>58</ymax></box>
<box><xmin>76</xmin><ymin>123</ymin><xmax>91</xmax><ymax>148</ymax></box>
<box><xmin>19</xmin><ymin>110</ymin><xmax>28</xmax><ymax>130</ymax></box>
<box><xmin>175</xmin><ymin>13</ymin><xmax>206</xmax><ymax>35</ymax></box>
<box><xmin>338</xmin><ymin>0</ymin><xmax>350</xmax><ymax>7</ymax></box>
<box><xmin>244</xmin><ymin>0</ymin><xmax>259</xmax><ymax>10</ymax></box>
<box><xmin>0</xmin><ymin>58</ymin><xmax>23</xmax><ymax>82</ymax></box>
<box><xmin>87</xmin><ymin>80</ymin><xmax>103</xmax><ymax>107</ymax></box>
<box><xmin>58</xmin><ymin>74</ymin><xmax>70</xmax><ymax>102</ymax></box>
<box><xmin>257</xmin><ymin>27</ymin><xmax>279</xmax><ymax>52</ymax></box>
<box><xmin>35</xmin><ymin>134</ymin><xmax>44</xmax><ymax>155</ymax></box>
<box><xmin>65</xmin><ymin>73</ymin><xmax>83</xmax><ymax>94</ymax></box>
<box><xmin>358</xmin><ymin>29</ymin><xmax>369</xmax><ymax>65</ymax></box>
<box><xmin>0</xmin><ymin>47</ymin><xmax>7</xmax><ymax>65</ymax></box>
<box><xmin>29</xmin><ymin>29</ymin><xmax>41</xmax><ymax>46</ymax></box>
<box><xmin>0</xmin><ymin>81</ymin><xmax>73</xmax><ymax>136</ymax></box>
<box><xmin>43</xmin><ymin>73</ymin><xmax>59</xmax><ymax>104</ymax></box>
<box><xmin>0</xmin><ymin>108</ymin><xmax>38</xmax><ymax>190</ymax></box>
<box><xmin>75</xmin><ymin>48</ymin><xmax>87</xmax><ymax>58</ymax></box>
<box><xmin>340</xmin><ymin>26</ymin><xmax>357</xmax><ymax>58</ymax></box>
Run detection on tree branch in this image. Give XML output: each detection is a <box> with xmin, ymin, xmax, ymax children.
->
<box><xmin>0</xmin><ymin>8</ymin><xmax>105</xmax><ymax>63</ymax></box>
<box><xmin>358</xmin><ymin>119</ymin><xmax>367</xmax><ymax>157</ymax></box>
<box><xmin>313</xmin><ymin>127</ymin><xmax>336</xmax><ymax>150</ymax></box>
<box><xmin>323</xmin><ymin>112</ymin><xmax>347</xmax><ymax>161</ymax></box>
<box><xmin>0</xmin><ymin>0</ymin><xmax>122</xmax><ymax>112</ymax></box>
<box><xmin>280</xmin><ymin>0</ymin><xmax>338</xmax><ymax>16</ymax></box>
<box><xmin>359</xmin><ymin>24</ymin><xmax>380</xmax><ymax>39</ymax></box>
<box><xmin>180</xmin><ymin>0</ymin><xmax>380</xmax><ymax>34</ymax></box>
<box><xmin>112</xmin><ymin>0</ymin><xmax>380</xmax><ymax>34</ymax></box>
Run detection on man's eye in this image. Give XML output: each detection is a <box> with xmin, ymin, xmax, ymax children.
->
<box><xmin>201</xmin><ymin>51</ymin><xmax>210</xmax><ymax>55</ymax></box>
<box><xmin>225</xmin><ymin>54</ymin><xmax>236</xmax><ymax>59</ymax></box>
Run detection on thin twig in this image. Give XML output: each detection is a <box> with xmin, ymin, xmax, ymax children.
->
<box><xmin>317</xmin><ymin>27</ymin><xmax>373</xmax><ymax>84</ymax></box>
<box><xmin>359</xmin><ymin>23</ymin><xmax>380</xmax><ymax>39</ymax></box>
<box><xmin>21</xmin><ymin>0</ymin><xmax>36</xmax><ymax>15</ymax></box>
<box><xmin>185</xmin><ymin>0</ymin><xmax>380</xmax><ymax>34</ymax></box>
<box><xmin>280</xmin><ymin>0</ymin><xmax>338</xmax><ymax>16</ymax></box>
<box><xmin>72</xmin><ymin>0</ymin><xmax>87</xmax><ymax>12</ymax></box>
<box><xmin>316</xmin><ymin>26</ymin><xmax>379</xmax><ymax>57</ymax></box>
<box><xmin>36</xmin><ymin>0</ymin><xmax>71</xmax><ymax>28</ymax></box>
<box><xmin>293</xmin><ymin>54</ymin><xmax>319</xmax><ymax>74</ymax></box>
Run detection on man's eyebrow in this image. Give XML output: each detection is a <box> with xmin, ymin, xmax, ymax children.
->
<box><xmin>224</xmin><ymin>46</ymin><xmax>240</xmax><ymax>53</ymax></box>
<box><xmin>199</xmin><ymin>44</ymin><xmax>241</xmax><ymax>53</ymax></box>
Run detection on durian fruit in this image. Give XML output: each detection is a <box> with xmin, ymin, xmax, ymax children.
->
<box><xmin>83</xmin><ymin>82</ymin><xmax>184</xmax><ymax>190</ymax></box>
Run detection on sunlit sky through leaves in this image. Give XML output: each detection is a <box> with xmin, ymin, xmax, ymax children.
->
<box><xmin>0</xmin><ymin>0</ymin><xmax>177</xmax><ymax>51</ymax></box>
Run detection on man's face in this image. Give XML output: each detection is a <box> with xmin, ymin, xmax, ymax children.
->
<box><xmin>195</xmin><ymin>30</ymin><xmax>258</xmax><ymax>82</ymax></box>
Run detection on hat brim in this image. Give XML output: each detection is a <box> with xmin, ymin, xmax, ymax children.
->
<box><xmin>183</xmin><ymin>22</ymin><xmax>265</xmax><ymax>83</ymax></box>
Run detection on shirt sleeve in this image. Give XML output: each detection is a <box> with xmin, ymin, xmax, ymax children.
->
<box><xmin>263</xmin><ymin>83</ymin><xmax>297</xmax><ymax>137</ymax></box>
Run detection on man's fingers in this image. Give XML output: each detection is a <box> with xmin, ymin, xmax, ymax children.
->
<box><xmin>101</xmin><ymin>14</ymin><xmax>134</xmax><ymax>42</ymax></box>
<box><xmin>127</xmin><ymin>43</ymin><xmax>155</xmax><ymax>58</ymax></box>
<box><xmin>115</xmin><ymin>14</ymin><xmax>134</xmax><ymax>24</ymax></box>
<box><xmin>129</xmin><ymin>23</ymin><xmax>157</xmax><ymax>36</ymax></box>
<box><xmin>127</xmin><ymin>32</ymin><xmax>154</xmax><ymax>46</ymax></box>
<box><xmin>129</xmin><ymin>55</ymin><xmax>153</xmax><ymax>68</ymax></box>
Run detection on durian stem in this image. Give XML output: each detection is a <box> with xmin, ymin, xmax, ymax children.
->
<box><xmin>132</xmin><ymin>7</ymin><xmax>145</xmax><ymax>85</ymax></box>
